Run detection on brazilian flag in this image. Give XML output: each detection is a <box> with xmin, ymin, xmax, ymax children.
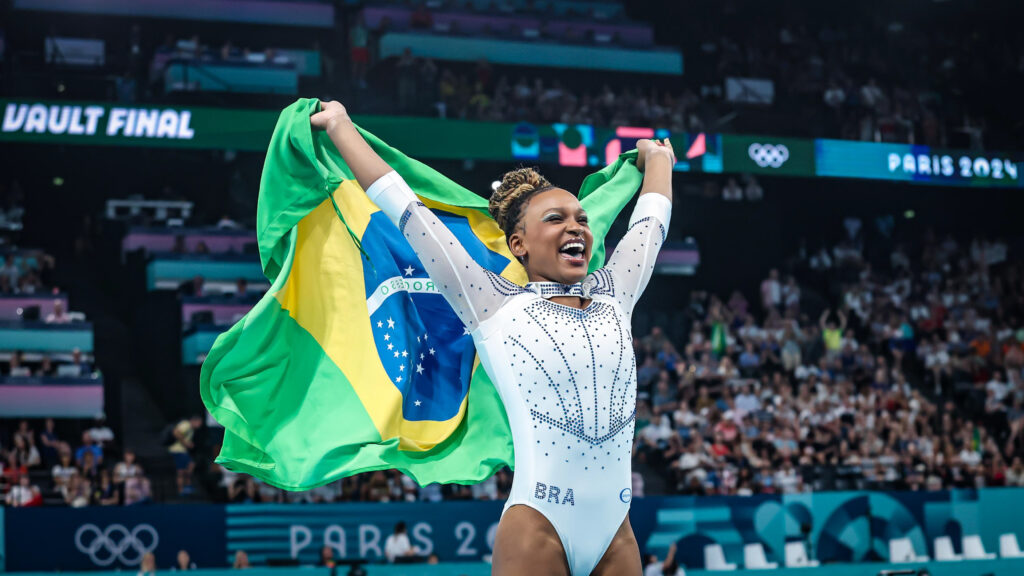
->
<box><xmin>200</xmin><ymin>99</ymin><xmax>644</xmax><ymax>490</ymax></box>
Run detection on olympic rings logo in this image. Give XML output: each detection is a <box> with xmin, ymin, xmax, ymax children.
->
<box><xmin>74</xmin><ymin>523</ymin><xmax>159</xmax><ymax>566</ymax></box>
<box><xmin>748</xmin><ymin>143</ymin><xmax>790</xmax><ymax>168</ymax></box>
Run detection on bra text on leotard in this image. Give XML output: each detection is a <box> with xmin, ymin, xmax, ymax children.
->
<box><xmin>534</xmin><ymin>482</ymin><xmax>575</xmax><ymax>506</ymax></box>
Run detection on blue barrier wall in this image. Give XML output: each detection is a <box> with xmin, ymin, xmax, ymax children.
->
<box><xmin>4</xmin><ymin>505</ymin><xmax>225</xmax><ymax>572</ymax></box>
<box><xmin>7</xmin><ymin>489</ymin><xmax>1024</xmax><ymax>571</ymax></box>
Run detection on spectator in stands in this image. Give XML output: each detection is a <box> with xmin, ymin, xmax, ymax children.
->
<box><xmin>75</xmin><ymin>431</ymin><xmax>103</xmax><ymax>469</ymax></box>
<box><xmin>643</xmin><ymin>543</ymin><xmax>679</xmax><ymax>576</ymax></box>
<box><xmin>232</xmin><ymin>550</ymin><xmax>252</xmax><ymax>569</ymax></box>
<box><xmin>760</xmin><ymin>269</ymin><xmax>781</xmax><ymax>312</ymax></box>
<box><xmin>37</xmin><ymin>355</ymin><xmax>54</xmax><ymax>376</ymax></box>
<box><xmin>384</xmin><ymin>522</ymin><xmax>419</xmax><ymax>563</ymax></box>
<box><xmin>174</xmin><ymin>550</ymin><xmax>197</xmax><ymax>571</ymax></box>
<box><xmin>71</xmin><ymin>347</ymin><xmax>91</xmax><ymax>375</ymax></box>
<box><xmin>45</xmin><ymin>299</ymin><xmax>71</xmax><ymax>323</ymax></box>
<box><xmin>216</xmin><ymin>215</ymin><xmax>239</xmax><ymax>229</ymax></box>
<box><xmin>114</xmin><ymin>449</ymin><xmax>143</xmax><ymax>484</ymax></box>
<box><xmin>234</xmin><ymin>278</ymin><xmax>249</xmax><ymax>299</ymax></box>
<box><xmin>0</xmin><ymin>254</ymin><xmax>20</xmax><ymax>286</ymax></box>
<box><xmin>6</xmin><ymin>475</ymin><xmax>42</xmax><ymax>507</ymax></box>
<box><xmin>12</xmin><ymin>434</ymin><xmax>40</xmax><ymax>468</ymax></box>
<box><xmin>138</xmin><ymin>552</ymin><xmax>157</xmax><ymax>576</ymax></box>
<box><xmin>319</xmin><ymin>546</ymin><xmax>337</xmax><ymax>569</ymax></box>
<box><xmin>396</xmin><ymin>48</ymin><xmax>418</xmax><ymax>112</ymax></box>
<box><xmin>819</xmin><ymin>309</ymin><xmax>847</xmax><ymax>358</ymax></box>
<box><xmin>95</xmin><ymin>469</ymin><xmax>120</xmax><ymax>505</ymax></box>
<box><xmin>349</xmin><ymin>13</ymin><xmax>370</xmax><ymax>89</ymax></box>
<box><xmin>65</xmin><ymin>473</ymin><xmax>91</xmax><ymax>507</ymax></box>
<box><xmin>52</xmin><ymin>448</ymin><xmax>77</xmax><ymax>497</ymax></box>
<box><xmin>8</xmin><ymin>350</ymin><xmax>30</xmax><ymax>377</ymax></box>
<box><xmin>87</xmin><ymin>416</ymin><xmax>115</xmax><ymax>448</ymax></box>
<box><xmin>80</xmin><ymin>450</ymin><xmax>100</xmax><ymax>482</ymax></box>
<box><xmin>124</xmin><ymin>473</ymin><xmax>153</xmax><ymax>505</ymax></box>
<box><xmin>180</xmin><ymin>275</ymin><xmax>205</xmax><ymax>298</ymax></box>
<box><xmin>39</xmin><ymin>418</ymin><xmax>61</xmax><ymax>464</ymax></box>
<box><xmin>169</xmin><ymin>415</ymin><xmax>202</xmax><ymax>495</ymax></box>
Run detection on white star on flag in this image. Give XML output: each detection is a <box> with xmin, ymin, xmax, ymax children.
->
<box><xmin>423</xmin><ymin>333</ymin><xmax>428</xmax><ymax>340</ymax></box>
<box><xmin>401</xmin><ymin>350</ymin><xmax>408</xmax><ymax>358</ymax></box>
<box><xmin>387</xmin><ymin>343</ymin><xmax>394</xmax><ymax>351</ymax></box>
<box><xmin>404</xmin><ymin>265</ymin><xmax>415</xmax><ymax>276</ymax></box>
<box><xmin>396</xmin><ymin>376</ymin><xmax>403</xmax><ymax>383</ymax></box>
<box><xmin>399</xmin><ymin>365</ymin><xmax>405</xmax><ymax>372</ymax></box>
<box><xmin>429</xmin><ymin>348</ymin><xmax>436</xmax><ymax>356</ymax></box>
<box><xmin>416</xmin><ymin>363</ymin><xmax>424</xmax><ymax>374</ymax></box>
<box><xmin>414</xmin><ymin>400</ymin><xmax>422</xmax><ymax>406</ymax></box>
<box><xmin>416</xmin><ymin>336</ymin><xmax>421</xmax><ymax>343</ymax></box>
<box><xmin>420</xmin><ymin>353</ymin><xmax>425</xmax><ymax>360</ymax></box>
<box><xmin>387</xmin><ymin>317</ymin><xmax>395</xmax><ymax>329</ymax></box>
<box><xmin>376</xmin><ymin>321</ymin><xmax>383</xmax><ymax>328</ymax></box>
<box><xmin>383</xmin><ymin>333</ymin><xmax>390</xmax><ymax>341</ymax></box>
<box><xmin>394</xmin><ymin>351</ymin><xmax>400</xmax><ymax>358</ymax></box>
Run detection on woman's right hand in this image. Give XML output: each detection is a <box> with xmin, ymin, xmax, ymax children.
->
<box><xmin>311</xmin><ymin>100</ymin><xmax>350</xmax><ymax>132</ymax></box>
<box><xmin>635</xmin><ymin>138</ymin><xmax>675</xmax><ymax>172</ymax></box>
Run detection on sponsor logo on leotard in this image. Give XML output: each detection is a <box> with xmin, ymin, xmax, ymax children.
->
<box><xmin>619</xmin><ymin>488</ymin><xmax>632</xmax><ymax>503</ymax></box>
<box><xmin>534</xmin><ymin>482</ymin><xmax>575</xmax><ymax>506</ymax></box>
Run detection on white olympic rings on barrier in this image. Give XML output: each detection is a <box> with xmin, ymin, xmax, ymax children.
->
<box><xmin>74</xmin><ymin>523</ymin><xmax>159</xmax><ymax>566</ymax></box>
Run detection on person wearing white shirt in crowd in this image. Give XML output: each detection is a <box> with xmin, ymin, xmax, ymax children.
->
<box><xmin>639</xmin><ymin>415</ymin><xmax>676</xmax><ymax>449</ymax></box>
<box><xmin>7</xmin><ymin>476</ymin><xmax>41</xmax><ymax>507</ymax></box>
<box><xmin>384</xmin><ymin>522</ymin><xmax>419</xmax><ymax>563</ymax></box>
<box><xmin>760</xmin><ymin>269</ymin><xmax>781</xmax><ymax>310</ymax></box>
<box><xmin>87</xmin><ymin>416</ymin><xmax>115</xmax><ymax>446</ymax></box>
<box><xmin>45</xmin><ymin>299</ymin><xmax>71</xmax><ymax>324</ymax></box>
<box><xmin>782</xmin><ymin>276</ymin><xmax>800</xmax><ymax>311</ymax></box>
<box><xmin>735</xmin><ymin>384</ymin><xmax>761</xmax><ymax>415</ymax></box>
<box><xmin>987</xmin><ymin>371</ymin><xmax>1009</xmax><ymax>402</ymax></box>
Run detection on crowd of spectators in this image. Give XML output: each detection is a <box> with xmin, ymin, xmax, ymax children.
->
<box><xmin>630</xmin><ymin>227</ymin><xmax>1024</xmax><ymax>496</ymax></box>
<box><xmin>380</xmin><ymin>50</ymin><xmax>713</xmax><ymax>131</ymax></box>
<box><xmin>0</xmin><ymin>418</ymin><xmax>152</xmax><ymax>507</ymax></box>
<box><xmin>0</xmin><ymin>251</ymin><xmax>56</xmax><ymax>297</ymax></box>
<box><xmin>360</xmin><ymin>1</ymin><xmax>1024</xmax><ymax>148</ymax></box>
<box><xmin>203</xmin><ymin>444</ymin><xmax>514</xmax><ymax>504</ymax></box>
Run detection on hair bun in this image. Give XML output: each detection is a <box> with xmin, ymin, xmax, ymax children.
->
<box><xmin>489</xmin><ymin>167</ymin><xmax>552</xmax><ymax>234</ymax></box>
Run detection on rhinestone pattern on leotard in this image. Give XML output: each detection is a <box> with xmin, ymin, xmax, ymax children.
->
<box><xmin>504</xmin><ymin>298</ymin><xmax>637</xmax><ymax>450</ymax></box>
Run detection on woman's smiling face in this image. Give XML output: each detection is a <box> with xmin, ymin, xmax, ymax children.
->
<box><xmin>507</xmin><ymin>187</ymin><xmax>593</xmax><ymax>285</ymax></box>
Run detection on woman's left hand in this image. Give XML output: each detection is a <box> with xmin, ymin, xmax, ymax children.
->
<box><xmin>636</xmin><ymin>138</ymin><xmax>676</xmax><ymax>172</ymax></box>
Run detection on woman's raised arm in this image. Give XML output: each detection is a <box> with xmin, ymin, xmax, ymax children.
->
<box><xmin>312</xmin><ymin>101</ymin><xmax>518</xmax><ymax>330</ymax></box>
<box><xmin>313</xmin><ymin>101</ymin><xmax>394</xmax><ymax>190</ymax></box>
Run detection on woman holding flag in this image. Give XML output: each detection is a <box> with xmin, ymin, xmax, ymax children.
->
<box><xmin>310</xmin><ymin>100</ymin><xmax>675</xmax><ymax>576</ymax></box>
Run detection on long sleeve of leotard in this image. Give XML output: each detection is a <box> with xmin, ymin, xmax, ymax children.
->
<box><xmin>364</xmin><ymin>170</ymin><xmax>521</xmax><ymax>331</ymax></box>
<box><xmin>603</xmin><ymin>193</ymin><xmax>672</xmax><ymax>319</ymax></box>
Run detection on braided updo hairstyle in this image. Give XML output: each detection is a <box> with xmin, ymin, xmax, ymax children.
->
<box><xmin>488</xmin><ymin>167</ymin><xmax>554</xmax><ymax>242</ymax></box>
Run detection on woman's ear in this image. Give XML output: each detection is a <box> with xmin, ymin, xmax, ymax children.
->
<box><xmin>508</xmin><ymin>231</ymin><xmax>526</xmax><ymax>262</ymax></box>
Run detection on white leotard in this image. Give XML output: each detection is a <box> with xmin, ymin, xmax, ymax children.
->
<box><xmin>366</xmin><ymin>171</ymin><xmax>670</xmax><ymax>575</ymax></box>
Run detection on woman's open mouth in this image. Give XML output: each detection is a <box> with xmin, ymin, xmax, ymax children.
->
<box><xmin>558</xmin><ymin>239</ymin><xmax>587</xmax><ymax>266</ymax></box>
